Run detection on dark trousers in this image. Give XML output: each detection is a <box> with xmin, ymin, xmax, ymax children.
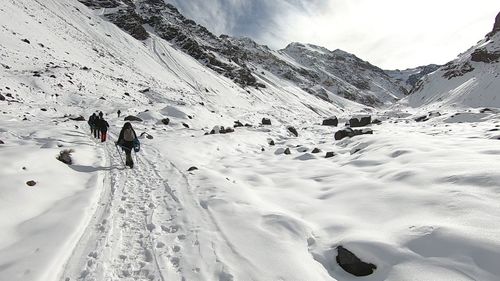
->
<box><xmin>122</xmin><ymin>141</ymin><xmax>134</xmax><ymax>168</ymax></box>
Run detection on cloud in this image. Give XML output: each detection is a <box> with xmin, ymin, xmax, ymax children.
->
<box><xmin>166</xmin><ymin>0</ymin><xmax>500</xmax><ymax>69</ymax></box>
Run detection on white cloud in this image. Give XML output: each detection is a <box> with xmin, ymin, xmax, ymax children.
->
<box><xmin>166</xmin><ymin>0</ymin><xmax>500</xmax><ymax>69</ymax></box>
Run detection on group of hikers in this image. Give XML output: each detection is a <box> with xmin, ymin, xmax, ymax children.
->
<box><xmin>88</xmin><ymin>110</ymin><xmax>139</xmax><ymax>168</ymax></box>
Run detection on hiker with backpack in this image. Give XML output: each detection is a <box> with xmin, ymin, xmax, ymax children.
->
<box><xmin>116</xmin><ymin>122</ymin><xmax>139</xmax><ymax>168</ymax></box>
<box><xmin>96</xmin><ymin>116</ymin><xmax>110</xmax><ymax>142</ymax></box>
<box><xmin>88</xmin><ymin>113</ymin><xmax>98</xmax><ymax>138</ymax></box>
<box><xmin>117</xmin><ymin>109</ymin><xmax>121</xmax><ymax>118</ymax></box>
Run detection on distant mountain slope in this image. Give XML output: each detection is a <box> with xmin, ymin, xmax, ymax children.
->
<box><xmin>76</xmin><ymin>0</ymin><xmax>407</xmax><ymax>106</ymax></box>
<box><xmin>404</xmin><ymin>12</ymin><xmax>500</xmax><ymax>109</ymax></box>
<box><xmin>384</xmin><ymin>64</ymin><xmax>441</xmax><ymax>93</ymax></box>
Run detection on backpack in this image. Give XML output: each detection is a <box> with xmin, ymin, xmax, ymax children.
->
<box><xmin>123</xmin><ymin>128</ymin><xmax>135</xmax><ymax>142</ymax></box>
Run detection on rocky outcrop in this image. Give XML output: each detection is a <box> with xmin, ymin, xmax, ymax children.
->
<box><xmin>124</xmin><ymin>115</ymin><xmax>143</xmax><ymax>122</ymax></box>
<box><xmin>487</xmin><ymin>11</ymin><xmax>500</xmax><ymax>38</ymax></box>
<box><xmin>262</xmin><ymin>118</ymin><xmax>271</xmax><ymax>125</ymax></box>
<box><xmin>471</xmin><ymin>48</ymin><xmax>500</xmax><ymax>63</ymax></box>
<box><xmin>287</xmin><ymin>126</ymin><xmax>298</xmax><ymax>137</ymax></box>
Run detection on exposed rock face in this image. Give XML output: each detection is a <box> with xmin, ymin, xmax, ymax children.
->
<box><xmin>487</xmin><ymin>11</ymin><xmax>500</xmax><ymax>38</ymax></box>
<box><xmin>77</xmin><ymin>0</ymin><xmax>407</xmax><ymax>105</ymax></box>
<box><xmin>335</xmin><ymin>128</ymin><xmax>373</xmax><ymax>140</ymax></box>
<box><xmin>471</xmin><ymin>48</ymin><xmax>500</xmax><ymax>63</ymax></box>
<box><xmin>336</xmin><ymin>246</ymin><xmax>376</xmax><ymax>277</ymax></box>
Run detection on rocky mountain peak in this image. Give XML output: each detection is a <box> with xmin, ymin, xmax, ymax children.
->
<box><xmin>493</xmin><ymin>11</ymin><xmax>500</xmax><ymax>33</ymax></box>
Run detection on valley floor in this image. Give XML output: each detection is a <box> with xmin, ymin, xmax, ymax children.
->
<box><xmin>2</xmin><ymin>109</ymin><xmax>500</xmax><ymax>281</ymax></box>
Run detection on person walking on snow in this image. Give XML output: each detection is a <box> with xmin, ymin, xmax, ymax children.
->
<box><xmin>99</xmin><ymin>111</ymin><xmax>104</xmax><ymax>119</ymax></box>
<box><xmin>116</xmin><ymin>122</ymin><xmax>139</xmax><ymax>168</ymax></box>
<box><xmin>117</xmin><ymin>109</ymin><xmax>121</xmax><ymax>118</ymax></box>
<box><xmin>88</xmin><ymin>113</ymin><xmax>98</xmax><ymax>137</ymax></box>
<box><xmin>97</xmin><ymin>116</ymin><xmax>109</xmax><ymax>142</ymax></box>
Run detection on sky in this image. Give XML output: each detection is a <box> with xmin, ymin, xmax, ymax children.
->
<box><xmin>166</xmin><ymin>0</ymin><xmax>500</xmax><ymax>70</ymax></box>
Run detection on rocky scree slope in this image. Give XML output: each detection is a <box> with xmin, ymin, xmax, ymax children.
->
<box><xmin>77</xmin><ymin>0</ymin><xmax>413</xmax><ymax>107</ymax></box>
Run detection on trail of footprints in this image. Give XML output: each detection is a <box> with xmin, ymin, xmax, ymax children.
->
<box><xmin>75</xmin><ymin>144</ymin><xmax>191</xmax><ymax>281</ymax></box>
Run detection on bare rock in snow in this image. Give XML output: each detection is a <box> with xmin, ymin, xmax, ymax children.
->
<box><xmin>348</xmin><ymin>116</ymin><xmax>371</xmax><ymax>127</ymax></box>
<box><xmin>188</xmin><ymin>166</ymin><xmax>198</xmax><ymax>171</ymax></box>
<box><xmin>284</xmin><ymin>148</ymin><xmax>291</xmax><ymax>155</ymax></box>
<box><xmin>325</xmin><ymin>152</ymin><xmax>335</xmax><ymax>158</ymax></box>
<box><xmin>312</xmin><ymin>148</ymin><xmax>321</xmax><ymax>153</ymax></box>
<box><xmin>69</xmin><ymin>116</ymin><xmax>85</xmax><ymax>121</ymax></box>
<box><xmin>182</xmin><ymin>123</ymin><xmax>190</xmax><ymax>128</ymax></box>
<box><xmin>161</xmin><ymin>118</ymin><xmax>170</xmax><ymax>125</ymax></box>
<box><xmin>287</xmin><ymin>126</ymin><xmax>298</xmax><ymax>137</ymax></box>
<box><xmin>26</xmin><ymin>180</ymin><xmax>37</xmax><ymax>187</ymax></box>
<box><xmin>322</xmin><ymin>117</ymin><xmax>338</xmax><ymax>126</ymax></box>
<box><xmin>262</xmin><ymin>118</ymin><xmax>271</xmax><ymax>125</ymax></box>
<box><xmin>124</xmin><ymin>115</ymin><xmax>143</xmax><ymax>122</ymax></box>
<box><xmin>0</xmin><ymin>94</ymin><xmax>5</xmax><ymax>101</ymax></box>
<box><xmin>234</xmin><ymin>120</ymin><xmax>244</xmax><ymax>127</ymax></box>
<box><xmin>336</xmin><ymin>246</ymin><xmax>376</xmax><ymax>277</ymax></box>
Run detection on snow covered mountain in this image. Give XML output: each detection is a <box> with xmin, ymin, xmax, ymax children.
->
<box><xmin>76</xmin><ymin>0</ymin><xmax>408</xmax><ymax>106</ymax></box>
<box><xmin>384</xmin><ymin>64</ymin><xmax>441</xmax><ymax>93</ymax></box>
<box><xmin>3</xmin><ymin>1</ymin><xmax>500</xmax><ymax>281</ymax></box>
<box><xmin>405</xmin><ymin>12</ymin><xmax>500</xmax><ymax>109</ymax></box>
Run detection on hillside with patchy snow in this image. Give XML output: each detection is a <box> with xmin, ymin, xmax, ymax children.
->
<box><xmin>404</xmin><ymin>12</ymin><xmax>500</xmax><ymax>109</ymax></box>
<box><xmin>1</xmin><ymin>1</ymin><xmax>500</xmax><ymax>281</ymax></box>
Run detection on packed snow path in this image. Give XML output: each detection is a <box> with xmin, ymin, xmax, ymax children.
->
<box><xmin>61</xmin><ymin>131</ymin><xmax>250</xmax><ymax>281</ymax></box>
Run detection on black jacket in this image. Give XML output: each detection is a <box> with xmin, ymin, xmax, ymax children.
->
<box><xmin>117</xmin><ymin>126</ymin><xmax>137</xmax><ymax>149</ymax></box>
<box><xmin>96</xmin><ymin>119</ymin><xmax>109</xmax><ymax>132</ymax></box>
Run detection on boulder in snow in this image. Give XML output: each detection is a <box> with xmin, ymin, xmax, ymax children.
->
<box><xmin>312</xmin><ymin>148</ymin><xmax>321</xmax><ymax>154</ymax></box>
<box><xmin>0</xmin><ymin>94</ymin><xmax>5</xmax><ymax>101</ymax></box>
<box><xmin>348</xmin><ymin>116</ymin><xmax>371</xmax><ymax>127</ymax></box>
<box><xmin>69</xmin><ymin>116</ymin><xmax>85</xmax><ymax>121</ymax></box>
<box><xmin>262</xmin><ymin>118</ymin><xmax>272</xmax><ymax>125</ymax></box>
<box><xmin>124</xmin><ymin>115</ymin><xmax>143</xmax><ymax>122</ymax></box>
<box><xmin>182</xmin><ymin>123</ymin><xmax>190</xmax><ymax>128</ymax></box>
<box><xmin>161</xmin><ymin>118</ymin><xmax>170</xmax><ymax>125</ymax></box>
<box><xmin>322</xmin><ymin>117</ymin><xmax>338</xmax><ymax>126</ymax></box>
<box><xmin>26</xmin><ymin>180</ymin><xmax>36</xmax><ymax>187</ymax></box>
<box><xmin>325</xmin><ymin>152</ymin><xmax>335</xmax><ymax>158</ymax></box>
<box><xmin>234</xmin><ymin>120</ymin><xmax>244</xmax><ymax>128</ymax></box>
<box><xmin>187</xmin><ymin>166</ymin><xmax>198</xmax><ymax>172</ymax></box>
<box><xmin>336</xmin><ymin>246</ymin><xmax>376</xmax><ymax>277</ymax></box>
<box><xmin>287</xmin><ymin>126</ymin><xmax>298</xmax><ymax>137</ymax></box>
<box><xmin>284</xmin><ymin>148</ymin><xmax>291</xmax><ymax>155</ymax></box>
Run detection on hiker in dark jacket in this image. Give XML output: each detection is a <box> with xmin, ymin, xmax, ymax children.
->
<box><xmin>97</xmin><ymin>116</ymin><xmax>110</xmax><ymax>142</ymax></box>
<box><xmin>98</xmin><ymin>111</ymin><xmax>104</xmax><ymax>119</ymax></box>
<box><xmin>117</xmin><ymin>109</ymin><xmax>121</xmax><ymax>118</ymax></box>
<box><xmin>116</xmin><ymin>122</ymin><xmax>139</xmax><ymax>168</ymax></box>
<box><xmin>88</xmin><ymin>113</ymin><xmax>98</xmax><ymax>138</ymax></box>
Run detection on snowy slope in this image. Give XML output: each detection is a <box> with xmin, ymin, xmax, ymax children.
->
<box><xmin>2</xmin><ymin>1</ymin><xmax>500</xmax><ymax>281</ymax></box>
<box><xmin>404</xmin><ymin>13</ymin><xmax>500</xmax><ymax>109</ymax></box>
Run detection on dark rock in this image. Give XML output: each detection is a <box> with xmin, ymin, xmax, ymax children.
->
<box><xmin>182</xmin><ymin>123</ymin><xmax>190</xmax><ymax>128</ymax></box>
<box><xmin>140</xmin><ymin>132</ymin><xmax>153</xmax><ymax>139</ymax></box>
<box><xmin>234</xmin><ymin>120</ymin><xmax>244</xmax><ymax>128</ymax></box>
<box><xmin>0</xmin><ymin>94</ymin><xmax>5</xmax><ymax>101</ymax></box>
<box><xmin>372</xmin><ymin>119</ymin><xmax>382</xmax><ymax>125</ymax></box>
<box><xmin>225</xmin><ymin>127</ymin><xmax>234</xmax><ymax>133</ymax></box>
<box><xmin>349</xmin><ymin>116</ymin><xmax>371</xmax><ymax>127</ymax></box>
<box><xmin>21</xmin><ymin>38</ymin><xmax>30</xmax><ymax>44</ymax></box>
<box><xmin>139</xmin><ymin>88</ymin><xmax>150</xmax><ymax>93</ymax></box>
<box><xmin>336</xmin><ymin>246</ymin><xmax>376</xmax><ymax>277</ymax></box>
<box><xmin>188</xmin><ymin>115</ymin><xmax>193</xmax><ymax>119</ymax></box>
<box><xmin>287</xmin><ymin>126</ymin><xmax>298</xmax><ymax>137</ymax></box>
<box><xmin>124</xmin><ymin>115</ymin><xmax>143</xmax><ymax>122</ymax></box>
<box><xmin>124</xmin><ymin>92</ymin><xmax>130</xmax><ymax>96</ymax></box>
<box><xmin>335</xmin><ymin>128</ymin><xmax>372</xmax><ymax>140</ymax></box>
<box><xmin>81</xmin><ymin>66</ymin><xmax>90</xmax><ymax>70</ymax></box>
<box><xmin>262</xmin><ymin>118</ymin><xmax>271</xmax><ymax>125</ymax></box>
<box><xmin>244</xmin><ymin>123</ymin><xmax>252</xmax><ymax>127</ymax></box>
<box><xmin>99</xmin><ymin>97</ymin><xmax>106</xmax><ymax>100</ymax></box>
<box><xmin>161</xmin><ymin>118</ymin><xmax>170</xmax><ymax>125</ymax></box>
<box><xmin>325</xmin><ymin>152</ymin><xmax>335</xmax><ymax>158</ymax></box>
<box><xmin>261</xmin><ymin>147</ymin><xmax>265</xmax><ymax>152</ymax></box>
<box><xmin>322</xmin><ymin>117</ymin><xmax>338</xmax><ymax>126</ymax></box>
<box><xmin>219</xmin><ymin>126</ymin><xmax>226</xmax><ymax>134</ymax></box>
<box><xmin>5</xmin><ymin>93</ymin><xmax>12</xmax><ymax>98</ymax></box>
<box><xmin>0</xmin><ymin>140</ymin><xmax>4</xmax><ymax>144</ymax></box>
<box><xmin>284</xmin><ymin>148</ymin><xmax>291</xmax><ymax>155</ymax></box>
<box><xmin>40</xmin><ymin>108</ymin><xmax>47</xmax><ymax>112</ymax></box>
<box><xmin>70</xmin><ymin>115</ymin><xmax>85</xmax><ymax>121</ymax></box>
<box><xmin>415</xmin><ymin>115</ymin><xmax>428</xmax><ymax>122</ymax></box>
<box><xmin>187</xmin><ymin>166</ymin><xmax>198</xmax><ymax>171</ymax></box>
<box><xmin>480</xmin><ymin>108</ymin><xmax>494</xmax><ymax>113</ymax></box>
<box><xmin>269</xmin><ymin>139</ymin><xmax>275</xmax><ymax>146</ymax></box>
<box><xmin>312</xmin><ymin>148</ymin><xmax>321</xmax><ymax>154</ymax></box>
<box><xmin>56</xmin><ymin>149</ymin><xmax>73</xmax><ymax>164</ymax></box>
<box><xmin>26</xmin><ymin>180</ymin><xmax>36</xmax><ymax>187</ymax></box>
<box><xmin>471</xmin><ymin>48</ymin><xmax>500</xmax><ymax>63</ymax></box>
